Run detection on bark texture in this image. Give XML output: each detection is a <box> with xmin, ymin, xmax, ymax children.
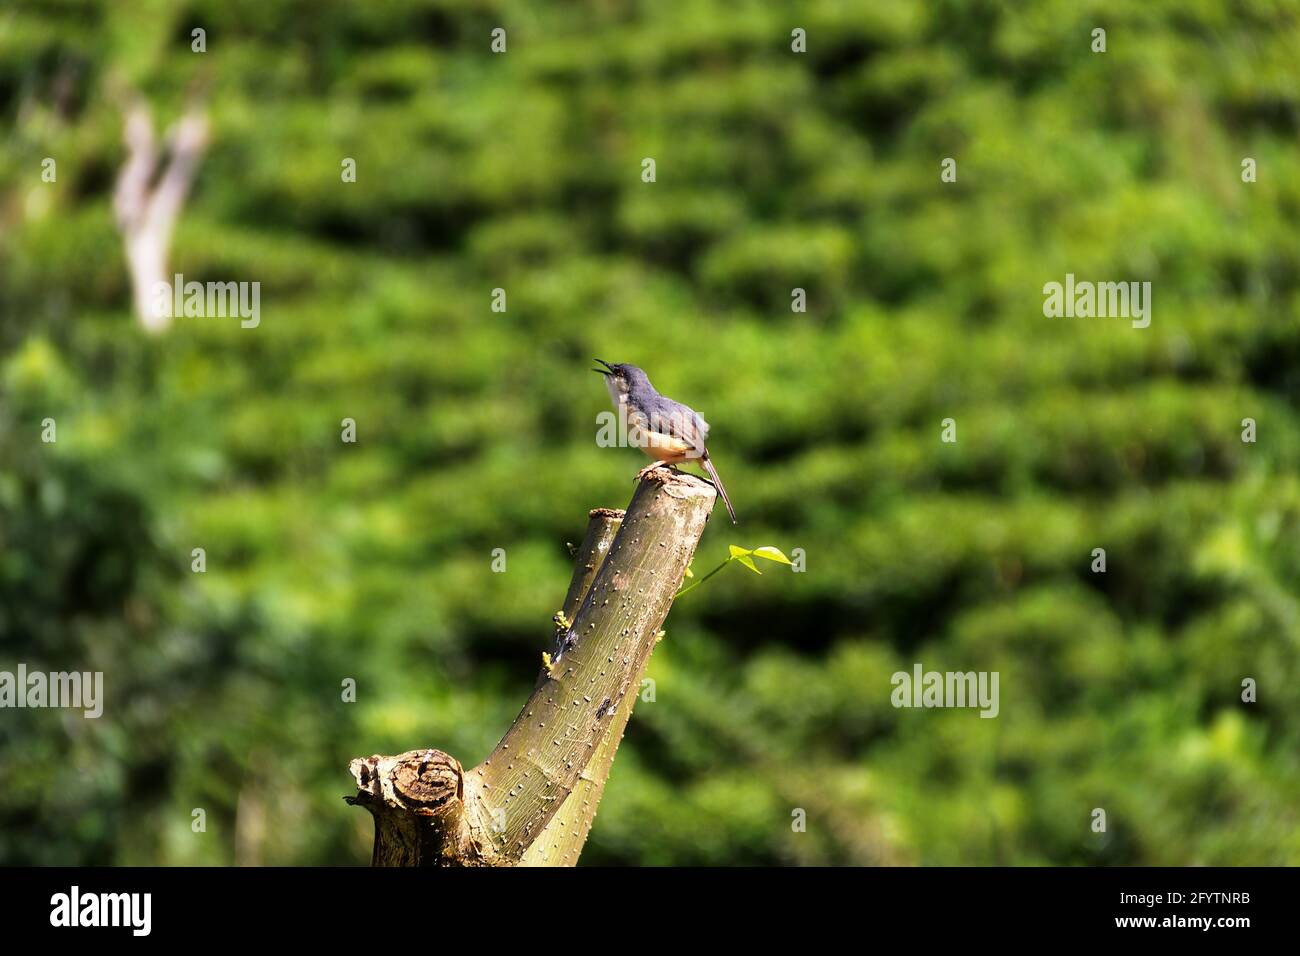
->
<box><xmin>347</xmin><ymin>467</ymin><xmax>717</xmax><ymax>865</ymax></box>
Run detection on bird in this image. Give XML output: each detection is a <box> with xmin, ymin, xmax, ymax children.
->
<box><xmin>593</xmin><ymin>359</ymin><xmax>737</xmax><ymax>523</ymax></box>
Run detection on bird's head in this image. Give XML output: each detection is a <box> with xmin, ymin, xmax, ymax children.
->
<box><xmin>592</xmin><ymin>359</ymin><xmax>647</xmax><ymax>398</ymax></box>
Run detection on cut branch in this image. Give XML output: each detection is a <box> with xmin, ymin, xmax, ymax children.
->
<box><xmin>519</xmin><ymin>507</ymin><xmax>623</xmax><ymax>865</ymax></box>
<box><xmin>347</xmin><ymin>467</ymin><xmax>717</xmax><ymax>866</ymax></box>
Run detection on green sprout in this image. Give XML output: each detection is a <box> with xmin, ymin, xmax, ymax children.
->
<box><xmin>675</xmin><ymin>545</ymin><xmax>794</xmax><ymax>599</ymax></box>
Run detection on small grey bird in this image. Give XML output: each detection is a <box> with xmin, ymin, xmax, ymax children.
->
<box><xmin>593</xmin><ymin>359</ymin><xmax>737</xmax><ymax>523</ymax></box>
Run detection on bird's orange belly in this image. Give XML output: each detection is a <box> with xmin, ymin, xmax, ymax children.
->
<box><xmin>629</xmin><ymin>424</ymin><xmax>696</xmax><ymax>462</ymax></box>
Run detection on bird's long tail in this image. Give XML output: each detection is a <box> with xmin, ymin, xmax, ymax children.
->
<box><xmin>701</xmin><ymin>453</ymin><xmax>738</xmax><ymax>524</ymax></box>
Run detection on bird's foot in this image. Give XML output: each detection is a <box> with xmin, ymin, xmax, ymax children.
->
<box><xmin>634</xmin><ymin>462</ymin><xmax>667</xmax><ymax>482</ymax></box>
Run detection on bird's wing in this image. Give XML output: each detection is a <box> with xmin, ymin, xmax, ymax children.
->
<box><xmin>624</xmin><ymin>400</ymin><xmax>694</xmax><ymax>454</ymax></box>
<box><xmin>647</xmin><ymin>400</ymin><xmax>705</xmax><ymax>439</ymax></box>
<box><xmin>643</xmin><ymin>401</ymin><xmax>707</xmax><ymax>457</ymax></box>
<box><xmin>693</xmin><ymin>411</ymin><xmax>710</xmax><ymax>441</ymax></box>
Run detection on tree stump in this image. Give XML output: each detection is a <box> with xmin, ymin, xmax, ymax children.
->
<box><xmin>346</xmin><ymin>467</ymin><xmax>717</xmax><ymax>865</ymax></box>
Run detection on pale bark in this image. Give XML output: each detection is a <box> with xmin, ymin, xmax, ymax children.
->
<box><xmin>347</xmin><ymin>467</ymin><xmax>717</xmax><ymax>866</ymax></box>
<box><xmin>519</xmin><ymin>508</ymin><xmax>623</xmax><ymax>865</ymax></box>
<box><xmin>112</xmin><ymin>97</ymin><xmax>209</xmax><ymax>333</ymax></box>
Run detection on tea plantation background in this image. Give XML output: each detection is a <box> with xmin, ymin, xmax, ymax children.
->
<box><xmin>2</xmin><ymin>0</ymin><xmax>1299</xmax><ymax>865</ymax></box>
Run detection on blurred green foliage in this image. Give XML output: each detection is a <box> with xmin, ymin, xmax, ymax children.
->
<box><xmin>2</xmin><ymin>0</ymin><xmax>1299</xmax><ymax>865</ymax></box>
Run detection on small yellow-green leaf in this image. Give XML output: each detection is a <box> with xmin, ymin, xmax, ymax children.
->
<box><xmin>728</xmin><ymin>544</ymin><xmax>753</xmax><ymax>559</ymax></box>
<box><xmin>751</xmin><ymin>546</ymin><xmax>793</xmax><ymax>565</ymax></box>
<box><xmin>736</xmin><ymin>554</ymin><xmax>761</xmax><ymax>574</ymax></box>
<box><xmin>683</xmin><ymin>565</ymin><xmax>694</xmax><ymax>579</ymax></box>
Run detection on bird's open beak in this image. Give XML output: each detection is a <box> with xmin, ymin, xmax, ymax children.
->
<box><xmin>592</xmin><ymin>358</ymin><xmax>613</xmax><ymax>375</ymax></box>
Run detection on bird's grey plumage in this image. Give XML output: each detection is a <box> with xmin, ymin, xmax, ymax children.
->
<box><xmin>593</xmin><ymin>360</ymin><xmax>737</xmax><ymax>523</ymax></box>
<box><xmin>627</xmin><ymin>368</ymin><xmax>709</xmax><ymax>447</ymax></box>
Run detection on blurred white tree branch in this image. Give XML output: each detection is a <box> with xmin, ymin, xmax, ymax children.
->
<box><xmin>112</xmin><ymin>94</ymin><xmax>209</xmax><ymax>333</ymax></box>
